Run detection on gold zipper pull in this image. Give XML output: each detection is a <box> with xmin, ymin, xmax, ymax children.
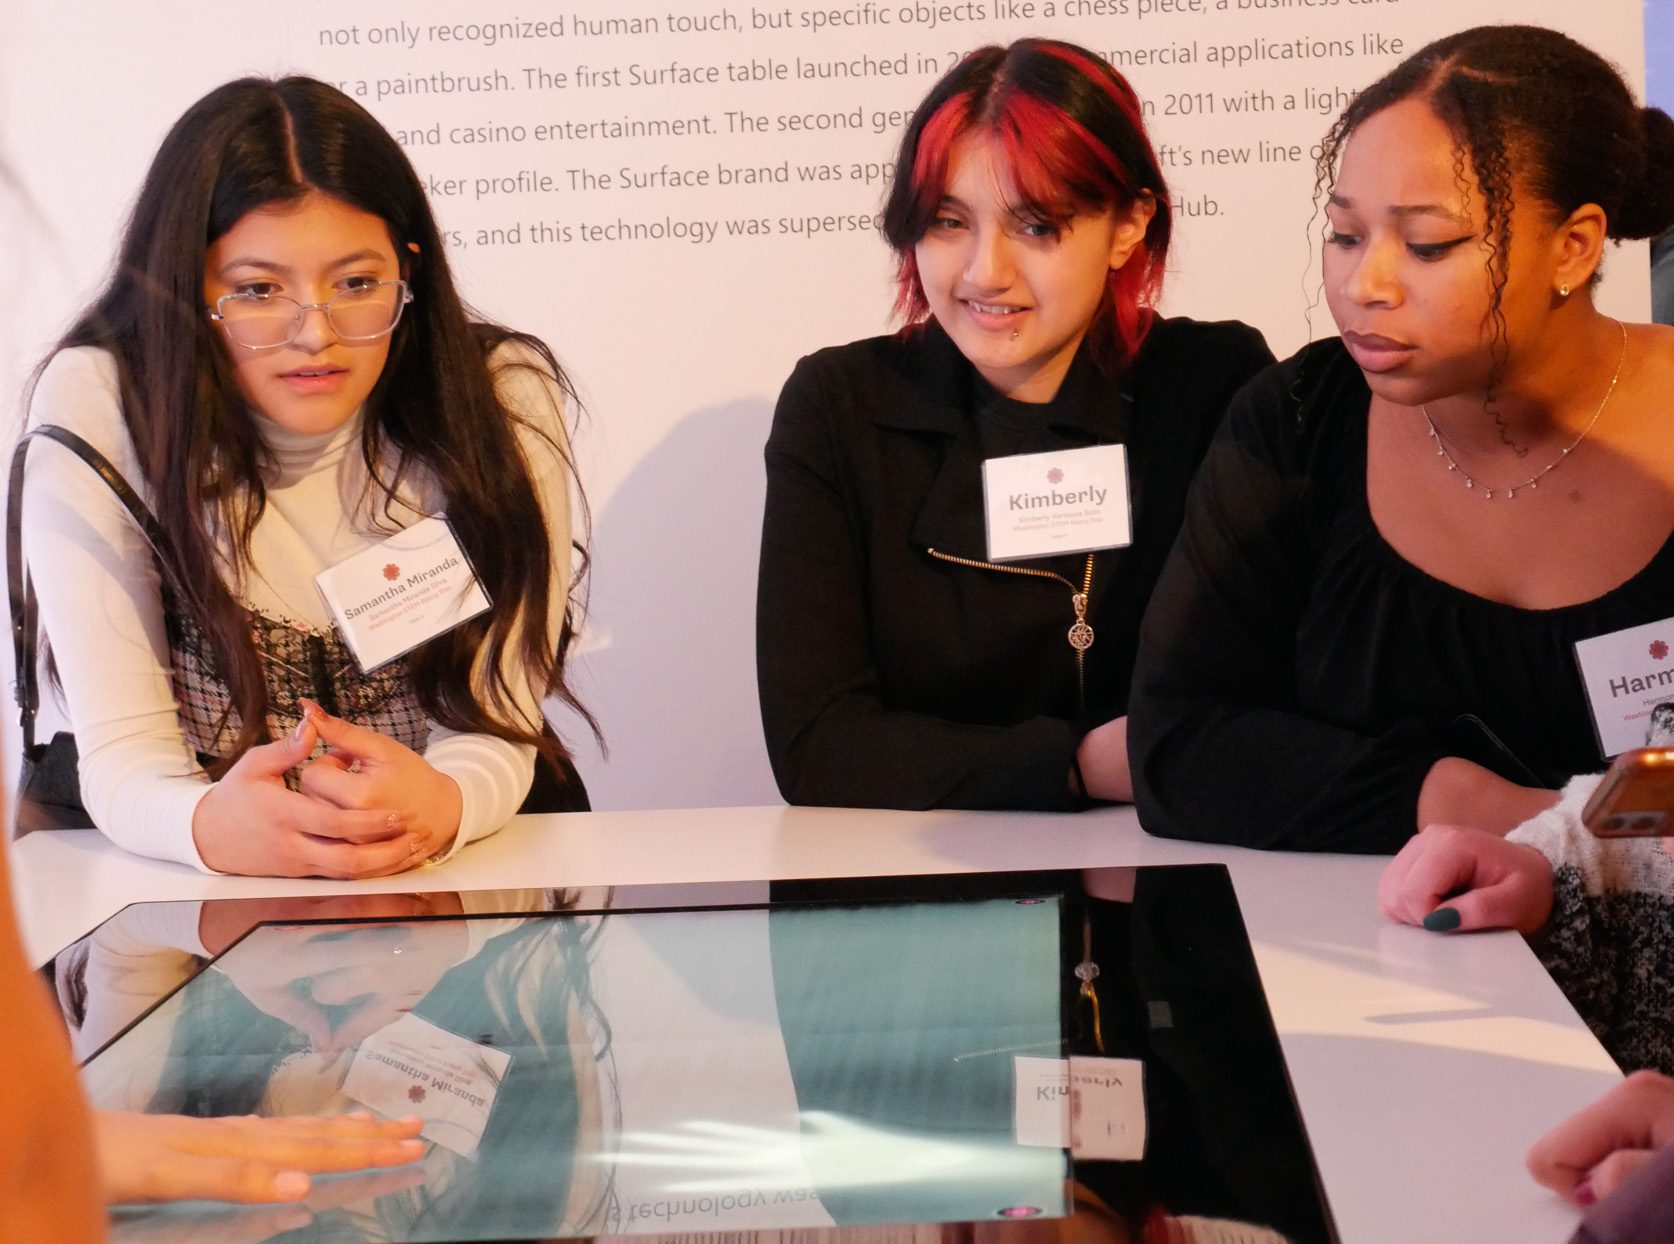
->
<box><xmin>1076</xmin><ymin>921</ymin><xmax>1104</xmax><ymax>1054</ymax></box>
<box><xmin>1068</xmin><ymin>591</ymin><xmax>1094</xmax><ymax>653</ymax></box>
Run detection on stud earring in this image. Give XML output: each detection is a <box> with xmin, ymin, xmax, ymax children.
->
<box><xmin>1559</xmin><ymin>281</ymin><xmax>1571</xmax><ymax>297</ymax></box>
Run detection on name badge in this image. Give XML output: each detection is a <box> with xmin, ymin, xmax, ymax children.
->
<box><xmin>981</xmin><ymin>445</ymin><xmax>1132</xmax><ymax>562</ymax></box>
<box><xmin>1574</xmin><ymin>616</ymin><xmax>1674</xmax><ymax>758</ymax></box>
<box><xmin>315</xmin><ymin>515</ymin><xmax>490</xmax><ymax>672</ymax></box>
<box><xmin>1012</xmin><ymin>1054</ymin><xmax>1146</xmax><ymax>1160</ymax></box>
<box><xmin>342</xmin><ymin>1012</ymin><xmax>511</xmax><ymax>1159</ymax></box>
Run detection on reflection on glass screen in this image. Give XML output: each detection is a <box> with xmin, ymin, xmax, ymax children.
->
<box><xmin>88</xmin><ymin>898</ymin><xmax>1067</xmax><ymax>1243</ymax></box>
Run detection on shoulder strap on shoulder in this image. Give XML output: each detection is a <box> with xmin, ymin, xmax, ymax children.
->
<box><xmin>7</xmin><ymin>426</ymin><xmax>175</xmax><ymax>753</ymax></box>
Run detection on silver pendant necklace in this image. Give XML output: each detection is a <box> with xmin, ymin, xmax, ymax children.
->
<box><xmin>1421</xmin><ymin>319</ymin><xmax>1627</xmax><ymax>500</ymax></box>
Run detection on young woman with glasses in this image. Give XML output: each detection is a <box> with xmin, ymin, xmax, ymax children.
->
<box><xmin>20</xmin><ymin>76</ymin><xmax>588</xmax><ymax>876</ymax></box>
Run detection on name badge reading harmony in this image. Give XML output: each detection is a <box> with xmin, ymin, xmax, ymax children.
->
<box><xmin>981</xmin><ymin>444</ymin><xmax>1133</xmax><ymax>562</ymax></box>
<box><xmin>1576</xmin><ymin>616</ymin><xmax>1674</xmax><ymax>759</ymax></box>
<box><xmin>316</xmin><ymin>515</ymin><xmax>491</xmax><ymax>672</ymax></box>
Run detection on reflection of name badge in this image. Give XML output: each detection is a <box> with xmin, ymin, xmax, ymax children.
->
<box><xmin>1012</xmin><ymin>1054</ymin><xmax>1145</xmax><ymax>1160</ymax></box>
<box><xmin>315</xmin><ymin>515</ymin><xmax>490</xmax><ymax>672</ymax></box>
<box><xmin>981</xmin><ymin>445</ymin><xmax>1132</xmax><ymax>562</ymax></box>
<box><xmin>1575</xmin><ymin>617</ymin><xmax>1674</xmax><ymax>759</ymax></box>
<box><xmin>342</xmin><ymin>1012</ymin><xmax>511</xmax><ymax>1159</ymax></box>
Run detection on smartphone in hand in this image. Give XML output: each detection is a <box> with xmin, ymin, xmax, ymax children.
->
<box><xmin>1584</xmin><ymin>748</ymin><xmax>1674</xmax><ymax>837</ymax></box>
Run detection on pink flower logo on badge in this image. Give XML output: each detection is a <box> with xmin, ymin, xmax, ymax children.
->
<box><xmin>1046</xmin><ymin>467</ymin><xmax>1064</xmax><ymax>485</ymax></box>
<box><xmin>383</xmin><ymin>564</ymin><xmax>400</xmax><ymax>581</ymax></box>
<box><xmin>408</xmin><ymin>1085</ymin><xmax>427</xmax><ymax>1104</ymax></box>
<box><xmin>1652</xmin><ymin>640</ymin><xmax>1669</xmax><ymax>661</ymax></box>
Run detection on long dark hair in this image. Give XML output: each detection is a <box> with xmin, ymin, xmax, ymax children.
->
<box><xmin>1315</xmin><ymin>26</ymin><xmax>1674</xmax><ymax>367</ymax></box>
<box><xmin>881</xmin><ymin>39</ymin><xmax>1171</xmax><ymax>370</ymax></box>
<box><xmin>50</xmin><ymin>76</ymin><xmax>592</xmax><ymax>775</ymax></box>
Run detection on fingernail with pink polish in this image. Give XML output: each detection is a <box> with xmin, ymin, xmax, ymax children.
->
<box><xmin>1575</xmin><ymin>1177</ymin><xmax>1597</xmax><ymax>1207</ymax></box>
<box><xmin>273</xmin><ymin>1171</ymin><xmax>311</xmax><ymax>1200</ymax></box>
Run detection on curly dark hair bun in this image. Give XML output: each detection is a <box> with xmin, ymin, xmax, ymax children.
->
<box><xmin>1616</xmin><ymin>106</ymin><xmax>1674</xmax><ymax>240</ymax></box>
<box><xmin>1318</xmin><ymin>26</ymin><xmax>1674</xmax><ymax>243</ymax></box>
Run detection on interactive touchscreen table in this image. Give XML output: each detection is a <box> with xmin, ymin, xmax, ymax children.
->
<box><xmin>49</xmin><ymin>866</ymin><xmax>1336</xmax><ymax>1243</ymax></box>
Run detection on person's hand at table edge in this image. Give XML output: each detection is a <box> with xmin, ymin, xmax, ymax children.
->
<box><xmin>1528</xmin><ymin>1070</ymin><xmax>1674</xmax><ymax>1207</ymax></box>
<box><xmin>1377</xmin><ymin>824</ymin><xmax>1555</xmax><ymax>936</ymax></box>
<box><xmin>96</xmin><ymin>1109</ymin><xmax>425</xmax><ymax>1205</ymax></box>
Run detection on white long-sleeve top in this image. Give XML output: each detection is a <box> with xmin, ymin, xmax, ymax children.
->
<box><xmin>21</xmin><ymin>344</ymin><xmax>574</xmax><ymax>870</ymax></box>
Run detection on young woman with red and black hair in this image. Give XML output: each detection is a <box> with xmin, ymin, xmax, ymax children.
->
<box><xmin>755</xmin><ymin>39</ymin><xmax>1272</xmax><ymax>811</ymax></box>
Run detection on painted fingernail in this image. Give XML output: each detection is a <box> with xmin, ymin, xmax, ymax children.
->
<box><xmin>387</xmin><ymin>812</ymin><xmax>404</xmax><ymax>831</ymax></box>
<box><xmin>1422</xmin><ymin>906</ymin><xmax>1462</xmax><ymax>933</ymax></box>
<box><xmin>299</xmin><ymin>697</ymin><xmax>324</xmax><ymax>720</ymax></box>
<box><xmin>273</xmin><ymin>1170</ymin><xmax>311</xmax><ymax>1200</ymax></box>
<box><xmin>292</xmin><ymin>716</ymin><xmax>310</xmax><ymax>742</ymax></box>
<box><xmin>1574</xmin><ymin>1177</ymin><xmax>1597</xmax><ymax>1207</ymax></box>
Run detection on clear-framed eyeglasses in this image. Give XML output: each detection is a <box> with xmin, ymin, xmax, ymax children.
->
<box><xmin>208</xmin><ymin>280</ymin><xmax>414</xmax><ymax>350</ymax></box>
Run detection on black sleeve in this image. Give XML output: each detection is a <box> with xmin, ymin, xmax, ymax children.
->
<box><xmin>1127</xmin><ymin>357</ymin><xmax>1447</xmax><ymax>852</ymax></box>
<box><xmin>755</xmin><ymin>354</ymin><xmax>1083</xmax><ymax>811</ymax></box>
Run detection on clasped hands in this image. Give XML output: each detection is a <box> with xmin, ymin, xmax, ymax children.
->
<box><xmin>191</xmin><ymin>699</ymin><xmax>462</xmax><ymax>878</ymax></box>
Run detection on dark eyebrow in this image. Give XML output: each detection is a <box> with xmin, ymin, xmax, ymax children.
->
<box><xmin>216</xmin><ymin>249</ymin><xmax>390</xmax><ymax>279</ymax></box>
<box><xmin>216</xmin><ymin>258</ymin><xmax>291</xmax><ymax>278</ymax></box>
<box><xmin>1328</xmin><ymin>192</ymin><xmax>1470</xmax><ymax>225</ymax></box>
<box><xmin>325</xmin><ymin>248</ymin><xmax>390</xmax><ymax>269</ymax></box>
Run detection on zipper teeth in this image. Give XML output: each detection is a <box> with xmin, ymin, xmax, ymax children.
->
<box><xmin>927</xmin><ymin>547</ymin><xmax>1077</xmax><ymax>589</ymax></box>
<box><xmin>928</xmin><ymin>548</ymin><xmax>1095</xmax><ymax>717</ymax></box>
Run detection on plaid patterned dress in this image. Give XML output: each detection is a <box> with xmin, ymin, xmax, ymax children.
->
<box><xmin>168</xmin><ymin>605</ymin><xmax>429</xmax><ymax>760</ymax></box>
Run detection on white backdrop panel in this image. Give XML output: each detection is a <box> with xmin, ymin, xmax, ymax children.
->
<box><xmin>0</xmin><ymin>1</ymin><xmax>1646</xmax><ymax>810</ymax></box>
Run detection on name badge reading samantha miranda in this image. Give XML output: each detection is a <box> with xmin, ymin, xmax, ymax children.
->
<box><xmin>342</xmin><ymin>1012</ymin><xmax>511</xmax><ymax>1159</ymax></box>
<box><xmin>315</xmin><ymin>515</ymin><xmax>491</xmax><ymax>672</ymax></box>
<box><xmin>981</xmin><ymin>444</ymin><xmax>1133</xmax><ymax>562</ymax></box>
<box><xmin>1575</xmin><ymin>615</ymin><xmax>1674</xmax><ymax>758</ymax></box>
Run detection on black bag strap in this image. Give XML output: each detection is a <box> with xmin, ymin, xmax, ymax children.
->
<box><xmin>8</xmin><ymin>426</ymin><xmax>176</xmax><ymax>755</ymax></box>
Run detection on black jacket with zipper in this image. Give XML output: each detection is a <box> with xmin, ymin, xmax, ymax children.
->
<box><xmin>756</xmin><ymin>316</ymin><xmax>1273</xmax><ymax>811</ymax></box>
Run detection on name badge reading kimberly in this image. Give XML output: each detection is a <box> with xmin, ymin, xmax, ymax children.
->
<box><xmin>981</xmin><ymin>445</ymin><xmax>1132</xmax><ymax>562</ymax></box>
<box><xmin>1575</xmin><ymin>616</ymin><xmax>1674</xmax><ymax>758</ymax></box>
<box><xmin>315</xmin><ymin>515</ymin><xmax>490</xmax><ymax>672</ymax></box>
<box><xmin>1012</xmin><ymin>1054</ymin><xmax>1146</xmax><ymax>1160</ymax></box>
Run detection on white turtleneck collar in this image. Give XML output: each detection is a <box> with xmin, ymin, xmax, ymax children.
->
<box><xmin>250</xmin><ymin>406</ymin><xmax>366</xmax><ymax>484</ymax></box>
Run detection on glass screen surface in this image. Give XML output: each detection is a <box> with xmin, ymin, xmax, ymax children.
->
<box><xmin>86</xmin><ymin>897</ymin><xmax>1069</xmax><ymax>1243</ymax></box>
